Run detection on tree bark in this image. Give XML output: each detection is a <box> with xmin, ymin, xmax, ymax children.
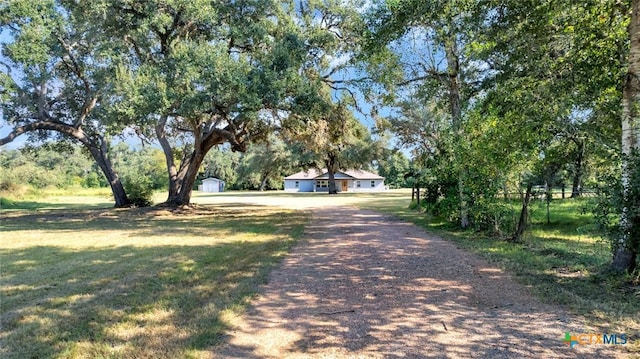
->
<box><xmin>156</xmin><ymin>115</ymin><xmax>180</xmax><ymax>202</ymax></box>
<box><xmin>85</xmin><ymin>136</ymin><xmax>131</xmax><ymax>208</ymax></box>
<box><xmin>444</xmin><ymin>33</ymin><xmax>469</xmax><ymax>229</ymax></box>
<box><xmin>324</xmin><ymin>153</ymin><xmax>339</xmax><ymax>194</ymax></box>
<box><xmin>163</xmin><ymin>140</ymin><xmax>210</xmax><ymax>207</ymax></box>
<box><xmin>546</xmin><ymin>185</ymin><xmax>551</xmax><ymax>225</ymax></box>
<box><xmin>510</xmin><ymin>182</ymin><xmax>533</xmax><ymax>242</ymax></box>
<box><xmin>259</xmin><ymin>170</ymin><xmax>270</xmax><ymax>191</ymax></box>
<box><xmin>570</xmin><ymin>138</ymin><xmax>585</xmax><ymax>198</ymax></box>
<box><xmin>170</xmin><ymin>151</ymin><xmax>206</xmax><ymax>206</ymax></box>
<box><xmin>613</xmin><ymin>0</ymin><xmax>640</xmax><ymax>272</ymax></box>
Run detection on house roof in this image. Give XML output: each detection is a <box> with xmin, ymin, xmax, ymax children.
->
<box><xmin>284</xmin><ymin>169</ymin><xmax>324</xmax><ymax>180</ymax></box>
<box><xmin>284</xmin><ymin>169</ymin><xmax>383</xmax><ymax>180</ymax></box>
<box><xmin>343</xmin><ymin>169</ymin><xmax>384</xmax><ymax>180</ymax></box>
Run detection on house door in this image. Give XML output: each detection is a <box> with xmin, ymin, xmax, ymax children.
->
<box><xmin>341</xmin><ymin>180</ymin><xmax>348</xmax><ymax>192</ymax></box>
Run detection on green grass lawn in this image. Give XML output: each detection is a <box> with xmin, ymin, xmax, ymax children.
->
<box><xmin>357</xmin><ymin>193</ymin><xmax>640</xmax><ymax>352</ymax></box>
<box><xmin>0</xmin><ymin>192</ymin><xmax>308</xmax><ymax>358</ymax></box>
<box><xmin>1</xmin><ymin>187</ymin><xmax>115</xmax><ymax>210</ymax></box>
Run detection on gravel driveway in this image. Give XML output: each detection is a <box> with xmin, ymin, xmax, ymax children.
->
<box><xmin>214</xmin><ymin>206</ymin><xmax>623</xmax><ymax>358</ymax></box>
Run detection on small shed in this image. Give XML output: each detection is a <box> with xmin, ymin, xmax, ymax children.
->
<box><xmin>200</xmin><ymin>177</ymin><xmax>224</xmax><ymax>192</ymax></box>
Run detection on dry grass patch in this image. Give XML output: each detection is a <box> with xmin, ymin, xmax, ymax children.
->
<box><xmin>0</xmin><ymin>204</ymin><xmax>308</xmax><ymax>358</ymax></box>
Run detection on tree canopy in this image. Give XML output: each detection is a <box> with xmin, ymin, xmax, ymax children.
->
<box><xmin>1</xmin><ymin>0</ymin><xmax>132</xmax><ymax>206</ymax></box>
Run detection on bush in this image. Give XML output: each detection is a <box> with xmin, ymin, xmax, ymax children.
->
<box><xmin>470</xmin><ymin>199</ymin><xmax>516</xmax><ymax>236</ymax></box>
<box><xmin>0</xmin><ymin>177</ymin><xmax>21</xmax><ymax>193</ymax></box>
<box><xmin>122</xmin><ymin>174</ymin><xmax>154</xmax><ymax>207</ymax></box>
<box><xmin>82</xmin><ymin>172</ymin><xmax>102</xmax><ymax>188</ymax></box>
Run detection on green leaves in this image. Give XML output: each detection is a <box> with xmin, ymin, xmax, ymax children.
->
<box><xmin>1</xmin><ymin>0</ymin><xmax>60</xmax><ymax>67</ymax></box>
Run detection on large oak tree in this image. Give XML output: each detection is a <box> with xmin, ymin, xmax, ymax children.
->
<box><xmin>97</xmin><ymin>0</ymin><xmax>312</xmax><ymax>206</ymax></box>
<box><xmin>1</xmin><ymin>0</ymin><xmax>132</xmax><ymax>206</ymax></box>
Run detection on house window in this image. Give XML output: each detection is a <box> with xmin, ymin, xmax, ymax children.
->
<box><xmin>316</xmin><ymin>180</ymin><xmax>328</xmax><ymax>188</ymax></box>
<box><xmin>295</xmin><ymin>181</ymin><xmax>299</xmax><ymax>188</ymax></box>
<box><xmin>356</xmin><ymin>181</ymin><xmax>361</xmax><ymax>188</ymax></box>
<box><xmin>370</xmin><ymin>180</ymin><xmax>375</xmax><ymax>187</ymax></box>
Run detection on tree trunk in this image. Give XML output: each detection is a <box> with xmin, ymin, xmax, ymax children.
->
<box><xmin>156</xmin><ymin>115</ymin><xmax>181</xmax><ymax>203</ymax></box>
<box><xmin>546</xmin><ymin>191</ymin><xmax>551</xmax><ymax>225</ymax></box>
<box><xmin>510</xmin><ymin>182</ymin><xmax>533</xmax><ymax>242</ymax></box>
<box><xmin>86</xmin><ymin>137</ymin><xmax>130</xmax><ymax>207</ymax></box>
<box><xmin>164</xmin><ymin>150</ymin><xmax>206</xmax><ymax>207</ymax></box>
<box><xmin>503</xmin><ymin>182</ymin><xmax>509</xmax><ymax>200</ymax></box>
<box><xmin>613</xmin><ymin>0</ymin><xmax>640</xmax><ymax>273</ymax></box>
<box><xmin>457</xmin><ymin>173</ymin><xmax>469</xmax><ymax>228</ymax></box>
<box><xmin>259</xmin><ymin>170</ymin><xmax>270</xmax><ymax>191</ymax></box>
<box><xmin>325</xmin><ymin>154</ymin><xmax>338</xmax><ymax>194</ymax></box>
<box><xmin>157</xmin><ymin>117</ymin><xmax>219</xmax><ymax>207</ymax></box>
<box><xmin>570</xmin><ymin>138</ymin><xmax>585</xmax><ymax>198</ymax></box>
<box><xmin>445</xmin><ymin>34</ymin><xmax>469</xmax><ymax>229</ymax></box>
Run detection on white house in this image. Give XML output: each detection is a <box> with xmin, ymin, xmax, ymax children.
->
<box><xmin>284</xmin><ymin>169</ymin><xmax>385</xmax><ymax>192</ymax></box>
<box><xmin>199</xmin><ymin>177</ymin><xmax>225</xmax><ymax>192</ymax></box>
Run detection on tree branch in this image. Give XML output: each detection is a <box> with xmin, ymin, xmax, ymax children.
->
<box><xmin>57</xmin><ymin>36</ymin><xmax>90</xmax><ymax>93</ymax></box>
<box><xmin>325</xmin><ymin>84</ymin><xmax>361</xmax><ymax>113</ymax></box>
<box><xmin>0</xmin><ymin>60</ymin><xmax>12</xmax><ymax>75</ymax></box>
<box><xmin>0</xmin><ymin>121</ymin><xmax>85</xmax><ymax>146</ymax></box>
<box><xmin>322</xmin><ymin>76</ymin><xmax>372</xmax><ymax>85</ymax></box>
<box><xmin>55</xmin><ymin>36</ymin><xmax>99</xmax><ymax>128</ymax></box>
<box><xmin>396</xmin><ymin>69</ymin><xmax>449</xmax><ymax>86</ymax></box>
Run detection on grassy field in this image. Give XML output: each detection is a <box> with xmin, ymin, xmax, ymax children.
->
<box><xmin>0</xmin><ymin>190</ymin><xmax>308</xmax><ymax>358</ymax></box>
<box><xmin>1</xmin><ymin>187</ymin><xmax>116</xmax><ymax>210</ymax></box>
<box><xmin>1</xmin><ymin>188</ymin><xmax>639</xmax><ymax>356</ymax></box>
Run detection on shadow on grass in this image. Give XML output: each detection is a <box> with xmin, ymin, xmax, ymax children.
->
<box><xmin>0</xmin><ymin>204</ymin><xmax>293</xmax><ymax>238</ymax></box>
<box><xmin>0</xmin><ymin>197</ymin><xmax>114</xmax><ymax>211</ymax></box>
<box><xmin>428</xmin><ymin>232</ymin><xmax>640</xmax><ymax>326</ymax></box>
<box><xmin>1</xmin><ymin>242</ymin><xmax>296</xmax><ymax>358</ymax></box>
<box><xmin>0</xmin><ymin>206</ymin><xmax>307</xmax><ymax>358</ymax></box>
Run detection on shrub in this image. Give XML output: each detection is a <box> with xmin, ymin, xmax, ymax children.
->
<box><xmin>122</xmin><ymin>174</ymin><xmax>154</xmax><ymax>207</ymax></box>
<box><xmin>82</xmin><ymin>172</ymin><xmax>102</xmax><ymax>188</ymax></box>
<box><xmin>470</xmin><ymin>199</ymin><xmax>516</xmax><ymax>236</ymax></box>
